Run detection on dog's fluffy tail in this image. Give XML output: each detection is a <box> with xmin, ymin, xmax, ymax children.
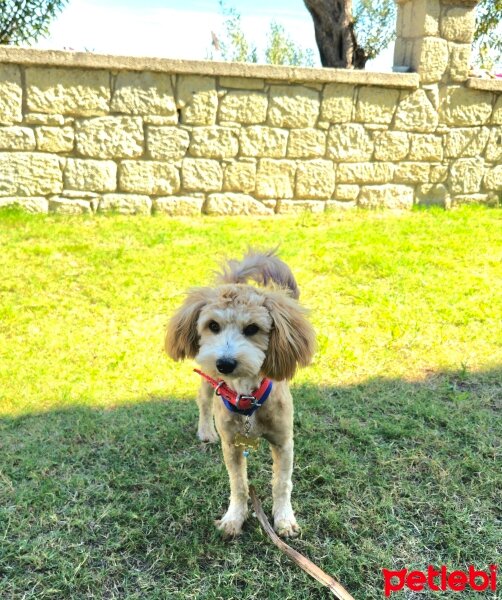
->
<box><xmin>216</xmin><ymin>249</ymin><xmax>300</xmax><ymax>299</ymax></box>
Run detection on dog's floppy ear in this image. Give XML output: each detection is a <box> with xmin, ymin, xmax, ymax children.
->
<box><xmin>165</xmin><ymin>288</ymin><xmax>211</xmax><ymax>361</ymax></box>
<box><xmin>261</xmin><ymin>290</ymin><xmax>316</xmax><ymax>381</ymax></box>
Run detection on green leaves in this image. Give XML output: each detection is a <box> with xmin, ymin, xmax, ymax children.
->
<box><xmin>0</xmin><ymin>0</ymin><xmax>68</xmax><ymax>45</ymax></box>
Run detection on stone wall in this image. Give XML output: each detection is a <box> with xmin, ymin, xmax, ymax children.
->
<box><xmin>0</xmin><ymin>0</ymin><xmax>500</xmax><ymax>214</ymax></box>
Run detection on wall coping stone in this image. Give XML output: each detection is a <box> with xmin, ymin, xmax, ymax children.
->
<box><xmin>466</xmin><ymin>77</ymin><xmax>502</xmax><ymax>92</ymax></box>
<box><xmin>0</xmin><ymin>46</ymin><xmax>420</xmax><ymax>89</ymax></box>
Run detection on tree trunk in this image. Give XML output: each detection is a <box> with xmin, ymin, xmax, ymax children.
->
<box><xmin>303</xmin><ymin>0</ymin><xmax>368</xmax><ymax>69</ymax></box>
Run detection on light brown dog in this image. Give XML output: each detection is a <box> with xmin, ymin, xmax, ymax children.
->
<box><xmin>165</xmin><ymin>250</ymin><xmax>315</xmax><ymax>538</ymax></box>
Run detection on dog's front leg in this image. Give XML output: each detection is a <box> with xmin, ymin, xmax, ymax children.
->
<box><xmin>215</xmin><ymin>440</ymin><xmax>249</xmax><ymax>538</ymax></box>
<box><xmin>196</xmin><ymin>381</ymin><xmax>218</xmax><ymax>442</ymax></box>
<box><xmin>271</xmin><ymin>440</ymin><xmax>300</xmax><ymax>538</ymax></box>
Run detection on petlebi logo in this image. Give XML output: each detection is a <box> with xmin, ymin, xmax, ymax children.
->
<box><xmin>382</xmin><ymin>565</ymin><xmax>497</xmax><ymax>596</ymax></box>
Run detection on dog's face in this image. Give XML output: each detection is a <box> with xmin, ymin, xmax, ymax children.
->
<box><xmin>166</xmin><ymin>284</ymin><xmax>315</xmax><ymax>381</ymax></box>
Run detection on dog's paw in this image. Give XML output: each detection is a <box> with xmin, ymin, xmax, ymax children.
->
<box><xmin>197</xmin><ymin>425</ymin><xmax>219</xmax><ymax>443</ymax></box>
<box><xmin>215</xmin><ymin>508</ymin><xmax>247</xmax><ymax>539</ymax></box>
<box><xmin>274</xmin><ymin>517</ymin><xmax>300</xmax><ymax>538</ymax></box>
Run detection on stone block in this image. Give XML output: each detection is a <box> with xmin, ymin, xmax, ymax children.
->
<box><xmin>483</xmin><ymin>165</ymin><xmax>502</xmax><ymax>191</ymax></box>
<box><xmin>111</xmin><ymin>71</ymin><xmax>177</xmax><ymax>118</ymax></box>
<box><xmin>493</xmin><ymin>96</ymin><xmax>502</xmax><ymax>124</ymax></box>
<box><xmin>219</xmin><ymin>91</ymin><xmax>268</xmax><ymax>124</ymax></box>
<box><xmin>334</xmin><ymin>184</ymin><xmax>359</xmax><ymax>201</ymax></box>
<box><xmin>287</xmin><ymin>128</ymin><xmax>326</xmax><ymax>158</ymax></box>
<box><xmin>255</xmin><ymin>159</ymin><xmax>296</xmax><ymax>198</ymax></box>
<box><xmin>413</xmin><ymin>37</ymin><xmax>449</xmax><ymax>84</ymax></box>
<box><xmin>355</xmin><ymin>87</ymin><xmax>400</xmax><ymax>124</ymax></box>
<box><xmin>98</xmin><ymin>194</ymin><xmax>152</xmax><ymax>214</ymax></box>
<box><xmin>447</xmin><ymin>43</ymin><xmax>471</xmax><ymax>82</ymax></box>
<box><xmin>119</xmin><ymin>161</ymin><xmax>180</xmax><ymax>195</ymax></box>
<box><xmin>395</xmin><ymin>89</ymin><xmax>438</xmax><ymax>132</ymax></box>
<box><xmin>25</xmin><ymin>113</ymin><xmax>65</xmax><ymax>126</ymax></box>
<box><xmin>26</xmin><ymin>67</ymin><xmax>110</xmax><ymax>116</ymax></box>
<box><xmin>205</xmin><ymin>192</ymin><xmax>273</xmax><ymax>215</ymax></box>
<box><xmin>64</xmin><ymin>158</ymin><xmax>116</xmax><ymax>192</ymax></box>
<box><xmin>277</xmin><ymin>200</ymin><xmax>325</xmax><ymax>214</ymax></box>
<box><xmin>0</xmin><ymin>127</ymin><xmax>36</xmax><ymax>151</ymax></box>
<box><xmin>394</xmin><ymin>162</ymin><xmax>431</xmax><ymax>183</ymax></box>
<box><xmin>177</xmin><ymin>75</ymin><xmax>218</xmax><ymax>125</ymax></box>
<box><xmin>411</xmin><ymin>0</ymin><xmax>440</xmax><ymax>36</ymax></box>
<box><xmin>268</xmin><ymin>85</ymin><xmax>319</xmax><ymax>128</ymax></box>
<box><xmin>416</xmin><ymin>183</ymin><xmax>449</xmax><ymax>206</ymax></box>
<box><xmin>295</xmin><ymin>160</ymin><xmax>336</xmax><ymax>199</ymax></box>
<box><xmin>181</xmin><ymin>158</ymin><xmax>223</xmax><ymax>192</ymax></box>
<box><xmin>451</xmin><ymin>193</ymin><xmax>492</xmax><ymax>206</ymax></box>
<box><xmin>320</xmin><ymin>84</ymin><xmax>354</xmax><ymax>123</ymax></box>
<box><xmin>223</xmin><ymin>161</ymin><xmax>256</xmax><ymax>193</ymax></box>
<box><xmin>439</xmin><ymin>86</ymin><xmax>493</xmax><ymax>126</ymax></box>
<box><xmin>326</xmin><ymin>200</ymin><xmax>357</xmax><ymax>210</ymax></box>
<box><xmin>0</xmin><ymin>65</ymin><xmax>22</xmax><ymax>125</ymax></box>
<box><xmin>485</xmin><ymin>127</ymin><xmax>502</xmax><ymax>162</ymax></box>
<box><xmin>189</xmin><ymin>126</ymin><xmax>239</xmax><ymax>158</ymax></box>
<box><xmin>75</xmin><ymin>117</ymin><xmax>144</xmax><ymax>159</ymax></box>
<box><xmin>440</xmin><ymin>6</ymin><xmax>476</xmax><ymax>43</ymax></box>
<box><xmin>240</xmin><ymin>126</ymin><xmax>288</xmax><ymax>158</ymax></box>
<box><xmin>374</xmin><ymin>131</ymin><xmax>410</xmax><ymax>161</ymax></box>
<box><xmin>147</xmin><ymin>126</ymin><xmax>190</xmax><ymax>160</ymax></box>
<box><xmin>444</xmin><ymin>127</ymin><xmax>489</xmax><ymax>157</ymax></box>
<box><xmin>219</xmin><ymin>77</ymin><xmax>265</xmax><ymax>90</ymax></box>
<box><xmin>0</xmin><ymin>196</ymin><xmax>49</xmax><ymax>213</ymax></box>
<box><xmin>49</xmin><ymin>197</ymin><xmax>93</xmax><ymax>214</ymax></box>
<box><xmin>153</xmin><ymin>196</ymin><xmax>204</xmax><ymax>215</ymax></box>
<box><xmin>337</xmin><ymin>162</ymin><xmax>394</xmax><ymax>184</ymax></box>
<box><xmin>449</xmin><ymin>157</ymin><xmax>484</xmax><ymax>194</ymax></box>
<box><xmin>430</xmin><ymin>164</ymin><xmax>449</xmax><ymax>182</ymax></box>
<box><xmin>0</xmin><ymin>153</ymin><xmax>62</xmax><ymax>196</ymax></box>
<box><xmin>327</xmin><ymin>124</ymin><xmax>373</xmax><ymax>162</ymax></box>
<box><xmin>409</xmin><ymin>134</ymin><xmax>442</xmax><ymax>160</ymax></box>
<box><xmin>35</xmin><ymin>126</ymin><xmax>74</xmax><ymax>153</ymax></box>
<box><xmin>358</xmin><ymin>184</ymin><xmax>414</xmax><ymax>209</ymax></box>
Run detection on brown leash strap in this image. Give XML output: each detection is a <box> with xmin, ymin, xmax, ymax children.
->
<box><xmin>249</xmin><ymin>485</ymin><xmax>356</xmax><ymax>600</ymax></box>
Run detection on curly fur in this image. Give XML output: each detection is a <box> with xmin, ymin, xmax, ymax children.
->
<box><xmin>166</xmin><ymin>250</ymin><xmax>315</xmax><ymax>538</ymax></box>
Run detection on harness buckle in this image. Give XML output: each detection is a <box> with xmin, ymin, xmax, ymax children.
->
<box><xmin>214</xmin><ymin>381</ymin><xmax>225</xmax><ymax>396</ymax></box>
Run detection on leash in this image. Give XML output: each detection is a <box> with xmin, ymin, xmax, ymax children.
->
<box><xmin>250</xmin><ymin>486</ymin><xmax>355</xmax><ymax>600</ymax></box>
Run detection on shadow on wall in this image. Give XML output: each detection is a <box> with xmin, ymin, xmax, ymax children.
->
<box><xmin>1</xmin><ymin>367</ymin><xmax>500</xmax><ymax>598</ymax></box>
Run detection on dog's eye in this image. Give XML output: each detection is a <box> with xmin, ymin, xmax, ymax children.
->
<box><xmin>243</xmin><ymin>323</ymin><xmax>259</xmax><ymax>336</ymax></box>
<box><xmin>208</xmin><ymin>320</ymin><xmax>220</xmax><ymax>333</ymax></box>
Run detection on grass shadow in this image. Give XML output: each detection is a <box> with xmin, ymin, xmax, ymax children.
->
<box><xmin>1</xmin><ymin>368</ymin><xmax>500</xmax><ymax>599</ymax></box>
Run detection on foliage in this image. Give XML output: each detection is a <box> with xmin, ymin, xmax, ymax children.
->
<box><xmin>0</xmin><ymin>0</ymin><xmax>67</xmax><ymax>45</ymax></box>
<box><xmin>353</xmin><ymin>0</ymin><xmax>396</xmax><ymax>62</ymax></box>
<box><xmin>474</xmin><ymin>0</ymin><xmax>502</xmax><ymax>68</ymax></box>
<box><xmin>265</xmin><ymin>21</ymin><xmax>315</xmax><ymax>67</ymax></box>
<box><xmin>209</xmin><ymin>0</ymin><xmax>314</xmax><ymax>67</ymax></box>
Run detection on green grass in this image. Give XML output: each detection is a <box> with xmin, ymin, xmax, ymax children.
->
<box><xmin>0</xmin><ymin>207</ymin><xmax>501</xmax><ymax>599</ymax></box>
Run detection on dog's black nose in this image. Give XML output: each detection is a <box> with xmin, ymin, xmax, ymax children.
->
<box><xmin>216</xmin><ymin>358</ymin><xmax>238</xmax><ymax>374</ymax></box>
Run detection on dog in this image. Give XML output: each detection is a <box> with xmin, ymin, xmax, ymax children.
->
<box><xmin>165</xmin><ymin>250</ymin><xmax>315</xmax><ymax>538</ymax></box>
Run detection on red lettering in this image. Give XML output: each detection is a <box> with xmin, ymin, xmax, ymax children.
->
<box><xmin>490</xmin><ymin>565</ymin><xmax>497</xmax><ymax>591</ymax></box>
<box><xmin>448</xmin><ymin>571</ymin><xmax>467</xmax><ymax>591</ymax></box>
<box><xmin>383</xmin><ymin>569</ymin><xmax>407</xmax><ymax>597</ymax></box>
<box><xmin>441</xmin><ymin>565</ymin><xmax>448</xmax><ymax>591</ymax></box>
<box><xmin>407</xmin><ymin>571</ymin><xmax>426</xmax><ymax>591</ymax></box>
<box><xmin>427</xmin><ymin>565</ymin><xmax>441</xmax><ymax>591</ymax></box>
<box><xmin>469</xmin><ymin>566</ymin><xmax>489</xmax><ymax>591</ymax></box>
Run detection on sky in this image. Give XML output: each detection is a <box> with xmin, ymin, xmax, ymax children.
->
<box><xmin>34</xmin><ymin>0</ymin><xmax>395</xmax><ymax>71</ymax></box>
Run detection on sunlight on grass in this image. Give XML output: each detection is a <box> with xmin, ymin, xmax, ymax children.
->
<box><xmin>1</xmin><ymin>207</ymin><xmax>501</xmax><ymax>416</ymax></box>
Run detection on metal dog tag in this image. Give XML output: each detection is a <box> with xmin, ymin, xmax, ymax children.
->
<box><xmin>234</xmin><ymin>433</ymin><xmax>260</xmax><ymax>451</ymax></box>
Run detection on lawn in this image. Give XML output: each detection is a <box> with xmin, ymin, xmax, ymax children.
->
<box><xmin>0</xmin><ymin>206</ymin><xmax>501</xmax><ymax>599</ymax></box>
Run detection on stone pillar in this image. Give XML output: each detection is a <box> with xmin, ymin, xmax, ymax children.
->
<box><xmin>394</xmin><ymin>0</ymin><xmax>480</xmax><ymax>84</ymax></box>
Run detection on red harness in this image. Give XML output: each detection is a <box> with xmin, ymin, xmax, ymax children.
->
<box><xmin>194</xmin><ymin>369</ymin><xmax>273</xmax><ymax>415</ymax></box>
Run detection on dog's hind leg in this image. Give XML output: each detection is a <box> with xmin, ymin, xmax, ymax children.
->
<box><xmin>196</xmin><ymin>381</ymin><xmax>218</xmax><ymax>443</ymax></box>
